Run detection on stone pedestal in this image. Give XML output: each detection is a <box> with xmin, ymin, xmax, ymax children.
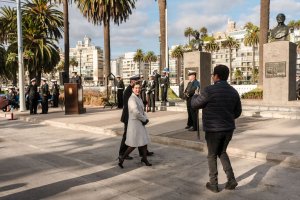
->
<box><xmin>263</xmin><ymin>41</ymin><xmax>297</xmax><ymax>105</ymax></box>
<box><xmin>64</xmin><ymin>83</ymin><xmax>86</xmax><ymax>114</ymax></box>
<box><xmin>183</xmin><ymin>51</ymin><xmax>211</xmax><ymax>90</ymax></box>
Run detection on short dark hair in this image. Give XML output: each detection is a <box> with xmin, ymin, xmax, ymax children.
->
<box><xmin>213</xmin><ymin>65</ymin><xmax>229</xmax><ymax>81</ymax></box>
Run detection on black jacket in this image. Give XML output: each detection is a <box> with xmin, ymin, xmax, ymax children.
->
<box><xmin>191</xmin><ymin>81</ymin><xmax>242</xmax><ymax>132</ymax></box>
<box><xmin>120</xmin><ymin>85</ymin><xmax>133</xmax><ymax>124</ymax></box>
<box><xmin>26</xmin><ymin>84</ymin><xmax>38</xmax><ymax>100</ymax></box>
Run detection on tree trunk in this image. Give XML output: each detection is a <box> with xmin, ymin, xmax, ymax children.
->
<box><xmin>158</xmin><ymin>0</ymin><xmax>166</xmax><ymax>73</ymax></box>
<box><xmin>37</xmin><ymin>70</ymin><xmax>42</xmax><ymax>86</ymax></box>
<box><xmin>63</xmin><ymin>0</ymin><xmax>70</xmax><ymax>83</ymax></box>
<box><xmin>229</xmin><ymin>48</ymin><xmax>232</xmax><ymax>84</ymax></box>
<box><xmin>259</xmin><ymin>0</ymin><xmax>270</xmax><ymax>87</ymax></box>
<box><xmin>252</xmin><ymin>45</ymin><xmax>256</xmax><ymax>84</ymax></box>
<box><xmin>103</xmin><ymin>20</ymin><xmax>111</xmax><ymax>83</ymax></box>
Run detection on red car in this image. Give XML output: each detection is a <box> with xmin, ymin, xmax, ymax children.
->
<box><xmin>0</xmin><ymin>96</ymin><xmax>9</xmax><ymax>111</ymax></box>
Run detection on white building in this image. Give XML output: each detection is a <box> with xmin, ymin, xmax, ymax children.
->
<box><xmin>111</xmin><ymin>57</ymin><xmax>123</xmax><ymax>77</ymax></box>
<box><xmin>69</xmin><ymin>36</ymin><xmax>104</xmax><ymax>86</ymax></box>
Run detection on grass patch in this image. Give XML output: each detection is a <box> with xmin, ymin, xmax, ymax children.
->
<box><xmin>241</xmin><ymin>88</ymin><xmax>263</xmax><ymax>99</ymax></box>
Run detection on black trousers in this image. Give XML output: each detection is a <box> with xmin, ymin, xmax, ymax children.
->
<box><xmin>29</xmin><ymin>98</ymin><xmax>37</xmax><ymax>114</ymax></box>
<box><xmin>147</xmin><ymin>93</ymin><xmax>155</xmax><ymax>112</ymax></box>
<box><xmin>53</xmin><ymin>94</ymin><xmax>59</xmax><ymax>107</ymax></box>
<box><xmin>41</xmin><ymin>96</ymin><xmax>48</xmax><ymax>114</ymax></box>
<box><xmin>186</xmin><ymin>98</ymin><xmax>198</xmax><ymax>129</ymax></box>
<box><xmin>161</xmin><ymin>86</ymin><xmax>168</xmax><ymax>102</ymax></box>
<box><xmin>155</xmin><ymin>85</ymin><xmax>160</xmax><ymax>101</ymax></box>
<box><xmin>119</xmin><ymin>122</ymin><xmax>147</xmax><ymax>156</ymax></box>
<box><xmin>117</xmin><ymin>90</ymin><xmax>124</xmax><ymax>108</ymax></box>
<box><xmin>205</xmin><ymin>130</ymin><xmax>235</xmax><ymax>185</ymax></box>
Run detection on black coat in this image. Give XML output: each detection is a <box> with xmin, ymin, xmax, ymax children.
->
<box><xmin>120</xmin><ymin>85</ymin><xmax>133</xmax><ymax>124</ymax></box>
<box><xmin>191</xmin><ymin>81</ymin><xmax>242</xmax><ymax>132</ymax></box>
<box><xmin>26</xmin><ymin>84</ymin><xmax>38</xmax><ymax>100</ymax></box>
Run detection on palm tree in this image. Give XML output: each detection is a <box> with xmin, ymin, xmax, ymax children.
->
<box><xmin>184</xmin><ymin>27</ymin><xmax>194</xmax><ymax>44</ymax></box>
<box><xmin>171</xmin><ymin>45</ymin><xmax>184</xmax><ymax>84</ymax></box>
<box><xmin>0</xmin><ymin>6</ymin><xmax>17</xmax><ymax>44</ymax></box>
<box><xmin>259</xmin><ymin>0</ymin><xmax>270</xmax><ymax>87</ymax></box>
<box><xmin>221</xmin><ymin>36</ymin><xmax>240</xmax><ymax>84</ymax></box>
<box><xmin>199</xmin><ymin>26</ymin><xmax>208</xmax><ymax>39</ymax></box>
<box><xmin>157</xmin><ymin>0</ymin><xmax>167</xmax><ymax>73</ymax></box>
<box><xmin>234</xmin><ymin>69</ymin><xmax>243</xmax><ymax>85</ymax></box>
<box><xmin>75</xmin><ymin>0</ymin><xmax>136</xmax><ymax>80</ymax></box>
<box><xmin>50</xmin><ymin>0</ymin><xmax>73</xmax><ymax>83</ymax></box>
<box><xmin>133</xmin><ymin>49</ymin><xmax>144</xmax><ymax>76</ymax></box>
<box><xmin>251</xmin><ymin>67</ymin><xmax>259</xmax><ymax>84</ymax></box>
<box><xmin>244</xmin><ymin>22</ymin><xmax>259</xmax><ymax>84</ymax></box>
<box><xmin>0</xmin><ymin>44</ymin><xmax>7</xmax><ymax>79</ymax></box>
<box><xmin>69</xmin><ymin>57</ymin><xmax>78</xmax><ymax>71</ymax></box>
<box><xmin>205</xmin><ymin>38</ymin><xmax>220</xmax><ymax>53</ymax></box>
<box><xmin>144</xmin><ymin>51</ymin><xmax>157</xmax><ymax>75</ymax></box>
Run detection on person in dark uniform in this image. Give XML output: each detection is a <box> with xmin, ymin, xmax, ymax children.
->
<box><xmin>153</xmin><ymin>69</ymin><xmax>161</xmax><ymax>101</ymax></box>
<box><xmin>26</xmin><ymin>78</ymin><xmax>38</xmax><ymax>115</ymax></box>
<box><xmin>146</xmin><ymin>74</ymin><xmax>156</xmax><ymax>112</ymax></box>
<box><xmin>70</xmin><ymin>71</ymin><xmax>82</xmax><ymax>85</ymax></box>
<box><xmin>184</xmin><ymin>70</ymin><xmax>200</xmax><ymax>131</ymax></box>
<box><xmin>140</xmin><ymin>75</ymin><xmax>147</xmax><ymax>111</ymax></box>
<box><xmin>160</xmin><ymin>71</ymin><xmax>169</xmax><ymax>102</ymax></box>
<box><xmin>116</xmin><ymin>75</ymin><xmax>125</xmax><ymax>108</ymax></box>
<box><xmin>119</xmin><ymin>75</ymin><xmax>154</xmax><ymax>159</ymax></box>
<box><xmin>40</xmin><ymin>78</ymin><xmax>49</xmax><ymax>114</ymax></box>
<box><xmin>51</xmin><ymin>80</ymin><xmax>60</xmax><ymax>107</ymax></box>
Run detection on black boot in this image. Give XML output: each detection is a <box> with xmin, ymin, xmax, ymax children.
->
<box><xmin>139</xmin><ymin>145</ymin><xmax>152</xmax><ymax>166</ymax></box>
<box><xmin>118</xmin><ymin>147</ymin><xmax>135</xmax><ymax>168</ymax></box>
<box><xmin>225</xmin><ymin>179</ymin><xmax>238</xmax><ymax>190</ymax></box>
<box><xmin>206</xmin><ymin>182</ymin><xmax>219</xmax><ymax>193</ymax></box>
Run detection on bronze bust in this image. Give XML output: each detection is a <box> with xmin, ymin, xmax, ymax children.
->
<box><xmin>269</xmin><ymin>13</ymin><xmax>290</xmax><ymax>41</ymax></box>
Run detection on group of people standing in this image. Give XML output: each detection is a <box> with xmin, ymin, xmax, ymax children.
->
<box><xmin>116</xmin><ymin>69</ymin><xmax>170</xmax><ymax>112</ymax></box>
<box><xmin>115</xmin><ymin>64</ymin><xmax>242</xmax><ymax>193</ymax></box>
<box><xmin>26</xmin><ymin>78</ymin><xmax>60</xmax><ymax>115</ymax></box>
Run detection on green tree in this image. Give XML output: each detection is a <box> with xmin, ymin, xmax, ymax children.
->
<box><xmin>144</xmin><ymin>51</ymin><xmax>157</xmax><ymax>75</ymax></box>
<box><xmin>205</xmin><ymin>38</ymin><xmax>220</xmax><ymax>53</ymax></box>
<box><xmin>221</xmin><ymin>36</ymin><xmax>240</xmax><ymax>84</ymax></box>
<box><xmin>234</xmin><ymin>69</ymin><xmax>243</xmax><ymax>85</ymax></box>
<box><xmin>171</xmin><ymin>45</ymin><xmax>184</xmax><ymax>84</ymax></box>
<box><xmin>259</xmin><ymin>0</ymin><xmax>270</xmax><ymax>87</ymax></box>
<box><xmin>184</xmin><ymin>27</ymin><xmax>194</xmax><ymax>43</ymax></box>
<box><xmin>251</xmin><ymin>68</ymin><xmax>259</xmax><ymax>83</ymax></box>
<box><xmin>0</xmin><ymin>44</ymin><xmax>7</xmax><ymax>79</ymax></box>
<box><xmin>69</xmin><ymin>57</ymin><xmax>78</xmax><ymax>71</ymax></box>
<box><xmin>244</xmin><ymin>22</ymin><xmax>259</xmax><ymax>84</ymax></box>
<box><xmin>75</xmin><ymin>0</ymin><xmax>136</xmax><ymax>79</ymax></box>
<box><xmin>199</xmin><ymin>26</ymin><xmax>208</xmax><ymax>39</ymax></box>
<box><xmin>133</xmin><ymin>49</ymin><xmax>144</xmax><ymax>76</ymax></box>
<box><xmin>0</xmin><ymin>6</ymin><xmax>17</xmax><ymax>44</ymax></box>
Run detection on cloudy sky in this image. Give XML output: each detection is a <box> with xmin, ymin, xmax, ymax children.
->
<box><xmin>1</xmin><ymin>0</ymin><xmax>300</xmax><ymax>58</ymax></box>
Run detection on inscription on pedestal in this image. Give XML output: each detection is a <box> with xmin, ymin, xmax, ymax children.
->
<box><xmin>265</xmin><ymin>61</ymin><xmax>286</xmax><ymax>78</ymax></box>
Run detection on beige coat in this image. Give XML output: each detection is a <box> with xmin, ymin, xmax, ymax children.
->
<box><xmin>125</xmin><ymin>93</ymin><xmax>150</xmax><ymax>147</ymax></box>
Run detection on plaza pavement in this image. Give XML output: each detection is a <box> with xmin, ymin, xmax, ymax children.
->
<box><xmin>1</xmin><ymin>104</ymin><xmax>300</xmax><ymax>168</ymax></box>
<box><xmin>1</xmin><ymin>118</ymin><xmax>300</xmax><ymax>200</ymax></box>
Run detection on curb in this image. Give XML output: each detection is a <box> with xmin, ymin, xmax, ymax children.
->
<box><xmin>1</xmin><ymin>113</ymin><xmax>300</xmax><ymax>168</ymax></box>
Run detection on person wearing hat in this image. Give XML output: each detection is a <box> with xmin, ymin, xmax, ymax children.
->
<box><xmin>116</xmin><ymin>75</ymin><xmax>125</xmax><ymax>108</ymax></box>
<box><xmin>140</xmin><ymin>75</ymin><xmax>148</xmax><ymax>111</ymax></box>
<box><xmin>51</xmin><ymin>80</ymin><xmax>60</xmax><ymax>107</ymax></box>
<box><xmin>152</xmin><ymin>69</ymin><xmax>161</xmax><ymax>101</ymax></box>
<box><xmin>70</xmin><ymin>71</ymin><xmax>82</xmax><ymax>85</ymax></box>
<box><xmin>184</xmin><ymin>70</ymin><xmax>200</xmax><ymax>131</ymax></box>
<box><xmin>146</xmin><ymin>74</ymin><xmax>156</xmax><ymax>112</ymax></box>
<box><xmin>26</xmin><ymin>78</ymin><xmax>39</xmax><ymax>114</ymax></box>
<box><xmin>160</xmin><ymin>71</ymin><xmax>169</xmax><ymax>103</ymax></box>
<box><xmin>40</xmin><ymin>78</ymin><xmax>49</xmax><ymax>114</ymax></box>
<box><xmin>191</xmin><ymin>65</ymin><xmax>242</xmax><ymax>193</ymax></box>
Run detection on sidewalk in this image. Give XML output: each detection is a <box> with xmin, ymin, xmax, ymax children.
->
<box><xmin>1</xmin><ymin>106</ymin><xmax>300</xmax><ymax>168</ymax></box>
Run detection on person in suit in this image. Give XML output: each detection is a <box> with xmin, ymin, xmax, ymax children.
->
<box><xmin>191</xmin><ymin>65</ymin><xmax>242</xmax><ymax>193</ymax></box>
<box><xmin>26</xmin><ymin>78</ymin><xmax>39</xmax><ymax>115</ymax></box>
<box><xmin>70</xmin><ymin>71</ymin><xmax>82</xmax><ymax>85</ymax></box>
<box><xmin>179</xmin><ymin>77</ymin><xmax>184</xmax><ymax>100</ymax></box>
<box><xmin>51</xmin><ymin>80</ymin><xmax>60</xmax><ymax>107</ymax></box>
<box><xmin>146</xmin><ymin>75</ymin><xmax>156</xmax><ymax>112</ymax></box>
<box><xmin>153</xmin><ymin>69</ymin><xmax>161</xmax><ymax>101</ymax></box>
<box><xmin>119</xmin><ymin>75</ymin><xmax>154</xmax><ymax>160</ymax></box>
<box><xmin>140</xmin><ymin>75</ymin><xmax>147</xmax><ymax>111</ymax></box>
<box><xmin>116</xmin><ymin>75</ymin><xmax>125</xmax><ymax>108</ymax></box>
<box><xmin>40</xmin><ymin>78</ymin><xmax>49</xmax><ymax>114</ymax></box>
<box><xmin>118</xmin><ymin>82</ymin><xmax>152</xmax><ymax>168</ymax></box>
<box><xmin>184</xmin><ymin>70</ymin><xmax>200</xmax><ymax>131</ymax></box>
<box><xmin>160</xmin><ymin>71</ymin><xmax>169</xmax><ymax>103</ymax></box>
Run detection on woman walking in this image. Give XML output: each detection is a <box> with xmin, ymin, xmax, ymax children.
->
<box><xmin>118</xmin><ymin>82</ymin><xmax>152</xmax><ymax>168</ymax></box>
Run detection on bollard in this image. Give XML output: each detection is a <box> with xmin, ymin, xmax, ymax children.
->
<box><xmin>9</xmin><ymin>107</ymin><xmax>16</xmax><ymax>120</ymax></box>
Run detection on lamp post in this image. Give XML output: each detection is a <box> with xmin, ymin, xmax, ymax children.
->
<box><xmin>17</xmin><ymin>0</ymin><xmax>25</xmax><ymax>112</ymax></box>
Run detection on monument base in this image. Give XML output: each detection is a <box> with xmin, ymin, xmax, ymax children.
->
<box><xmin>64</xmin><ymin>83</ymin><xmax>86</xmax><ymax>115</ymax></box>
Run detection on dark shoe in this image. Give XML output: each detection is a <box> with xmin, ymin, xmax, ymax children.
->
<box><xmin>118</xmin><ymin>156</ymin><xmax>124</xmax><ymax>168</ymax></box>
<box><xmin>188</xmin><ymin>127</ymin><xmax>197</xmax><ymax>131</ymax></box>
<box><xmin>141</xmin><ymin>158</ymin><xmax>152</xmax><ymax>166</ymax></box>
<box><xmin>124</xmin><ymin>155</ymin><xmax>133</xmax><ymax>160</ymax></box>
<box><xmin>225</xmin><ymin>179</ymin><xmax>238</xmax><ymax>190</ymax></box>
<box><xmin>206</xmin><ymin>182</ymin><xmax>219</xmax><ymax>193</ymax></box>
<box><xmin>147</xmin><ymin>151</ymin><xmax>154</xmax><ymax>156</ymax></box>
<box><xmin>185</xmin><ymin>126</ymin><xmax>191</xmax><ymax>129</ymax></box>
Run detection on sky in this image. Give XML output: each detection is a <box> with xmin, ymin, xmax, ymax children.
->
<box><xmin>1</xmin><ymin>0</ymin><xmax>300</xmax><ymax>58</ymax></box>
